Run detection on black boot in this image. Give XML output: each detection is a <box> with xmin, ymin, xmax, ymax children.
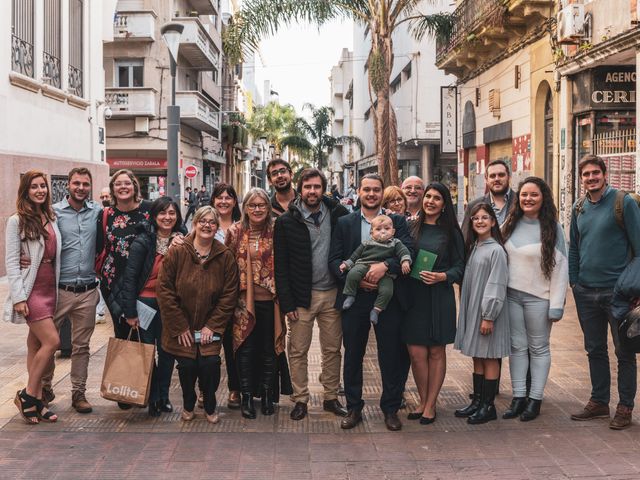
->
<box><xmin>502</xmin><ymin>396</ymin><xmax>527</xmax><ymax>419</ymax></box>
<box><xmin>455</xmin><ymin>373</ymin><xmax>483</xmax><ymax>418</ymax></box>
<box><xmin>261</xmin><ymin>388</ymin><xmax>274</xmax><ymax>416</ymax></box>
<box><xmin>241</xmin><ymin>393</ymin><xmax>256</xmax><ymax>419</ymax></box>
<box><xmin>467</xmin><ymin>379</ymin><xmax>498</xmax><ymax>424</ymax></box>
<box><xmin>520</xmin><ymin>398</ymin><xmax>542</xmax><ymax>422</ymax></box>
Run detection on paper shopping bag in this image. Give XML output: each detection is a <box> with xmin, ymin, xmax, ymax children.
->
<box><xmin>100</xmin><ymin>334</ymin><xmax>155</xmax><ymax>406</ymax></box>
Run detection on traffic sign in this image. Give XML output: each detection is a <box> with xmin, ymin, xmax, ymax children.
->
<box><xmin>185</xmin><ymin>165</ymin><xmax>198</xmax><ymax>178</ymax></box>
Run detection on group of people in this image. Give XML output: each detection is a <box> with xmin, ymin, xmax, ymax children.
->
<box><xmin>4</xmin><ymin>152</ymin><xmax>638</xmax><ymax>431</ymax></box>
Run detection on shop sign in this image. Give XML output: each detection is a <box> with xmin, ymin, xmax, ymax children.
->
<box><xmin>107</xmin><ymin>158</ymin><xmax>168</xmax><ymax>169</ymax></box>
<box><xmin>441</xmin><ymin>87</ymin><xmax>457</xmax><ymax>154</ymax></box>
<box><xmin>572</xmin><ymin>66</ymin><xmax>636</xmax><ymax>112</ymax></box>
<box><xmin>185</xmin><ymin>165</ymin><xmax>198</xmax><ymax>178</ymax></box>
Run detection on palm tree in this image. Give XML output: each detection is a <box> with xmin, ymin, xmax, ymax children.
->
<box><xmin>281</xmin><ymin>104</ymin><xmax>364</xmax><ymax>171</ymax></box>
<box><xmin>223</xmin><ymin>0</ymin><xmax>453</xmax><ymax>186</ymax></box>
<box><xmin>245</xmin><ymin>101</ymin><xmax>301</xmax><ymax>152</ymax></box>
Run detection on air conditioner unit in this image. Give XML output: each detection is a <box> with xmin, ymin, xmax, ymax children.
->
<box><xmin>489</xmin><ymin>89</ymin><xmax>501</xmax><ymax>118</ymax></box>
<box><xmin>135</xmin><ymin>116</ymin><xmax>149</xmax><ymax>134</ymax></box>
<box><xmin>557</xmin><ymin>4</ymin><xmax>585</xmax><ymax>44</ymax></box>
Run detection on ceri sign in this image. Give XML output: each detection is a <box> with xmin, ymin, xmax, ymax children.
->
<box><xmin>185</xmin><ymin>165</ymin><xmax>198</xmax><ymax>179</ymax></box>
<box><xmin>572</xmin><ymin>66</ymin><xmax>636</xmax><ymax>112</ymax></box>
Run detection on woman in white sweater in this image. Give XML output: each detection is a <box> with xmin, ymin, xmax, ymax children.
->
<box><xmin>501</xmin><ymin>176</ymin><xmax>568</xmax><ymax>422</ymax></box>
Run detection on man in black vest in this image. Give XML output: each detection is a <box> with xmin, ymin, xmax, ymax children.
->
<box><xmin>329</xmin><ymin>173</ymin><xmax>413</xmax><ymax>431</ymax></box>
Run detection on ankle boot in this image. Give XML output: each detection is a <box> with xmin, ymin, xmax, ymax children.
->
<box><xmin>503</xmin><ymin>396</ymin><xmax>527</xmax><ymax>419</ymax></box>
<box><xmin>455</xmin><ymin>373</ymin><xmax>483</xmax><ymax>418</ymax></box>
<box><xmin>468</xmin><ymin>379</ymin><xmax>498</xmax><ymax>424</ymax></box>
<box><xmin>520</xmin><ymin>398</ymin><xmax>542</xmax><ymax>422</ymax></box>
<box><xmin>261</xmin><ymin>388</ymin><xmax>274</xmax><ymax>416</ymax></box>
<box><xmin>241</xmin><ymin>393</ymin><xmax>256</xmax><ymax>419</ymax></box>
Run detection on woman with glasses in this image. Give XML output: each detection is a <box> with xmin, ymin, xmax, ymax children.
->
<box><xmin>382</xmin><ymin>186</ymin><xmax>408</xmax><ymax>216</ymax></box>
<box><xmin>501</xmin><ymin>177</ymin><xmax>568</xmax><ymax>422</ymax></box>
<box><xmin>158</xmin><ymin>206</ymin><xmax>239</xmax><ymax>423</ymax></box>
<box><xmin>226</xmin><ymin>188</ymin><xmax>291</xmax><ymax>418</ymax></box>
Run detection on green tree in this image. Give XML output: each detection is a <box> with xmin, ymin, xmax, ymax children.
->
<box><xmin>223</xmin><ymin>0</ymin><xmax>453</xmax><ymax>186</ymax></box>
<box><xmin>246</xmin><ymin>101</ymin><xmax>300</xmax><ymax>151</ymax></box>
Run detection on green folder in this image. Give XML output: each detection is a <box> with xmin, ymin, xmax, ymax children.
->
<box><xmin>410</xmin><ymin>249</ymin><xmax>438</xmax><ymax>280</ymax></box>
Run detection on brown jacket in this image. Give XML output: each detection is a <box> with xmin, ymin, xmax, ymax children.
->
<box><xmin>158</xmin><ymin>236</ymin><xmax>239</xmax><ymax>359</ymax></box>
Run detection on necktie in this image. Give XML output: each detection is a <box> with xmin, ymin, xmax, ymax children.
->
<box><xmin>310</xmin><ymin>211</ymin><xmax>322</xmax><ymax>227</ymax></box>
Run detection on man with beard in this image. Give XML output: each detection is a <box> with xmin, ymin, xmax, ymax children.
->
<box><xmin>329</xmin><ymin>174</ymin><xmax>413</xmax><ymax>431</ymax></box>
<box><xmin>401</xmin><ymin>176</ymin><xmax>425</xmax><ymax>220</ymax></box>
<box><xmin>569</xmin><ymin>155</ymin><xmax>640</xmax><ymax>430</ymax></box>
<box><xmin>462</xmin><ymin>159</ymin><xmax>515</xmax><ymax>238</ymax></box>
<box><xmin>99</xmin><ymin>187</ymin><xmax>111</xmax><ymax>207</ymax></box>
<box><xmin>42</xmin><ymin>168</ymin><xmax>102</xmax><ymax>413</ymax></box>
<box><xmin>267</xmin><ymin>158</ymin><xmax>298</xmax><ymax>216</ymax></box>
<box><xmin>274</xmin><ymin>168</ymin><xmax>349</xmax><ymax>420</ymax></box>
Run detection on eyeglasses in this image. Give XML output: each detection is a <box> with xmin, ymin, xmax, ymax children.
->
<box><xmin>198</xmin><ymin>219</ymin><xmax>218</xmax><ymax>227</ymax></box>
<box><xmin>471</xmin><ymin>215</ymin><xmax>492</xmax><ymax>223</ymax></box>
<box><xmin>246</xmin><ymin>203</ymin><xmax>268</xmax><ymax>211</ymax></box>
<box><xmin>269</xmin><ymin>168</ymin><xmax>289</xmax><ymax>178</ymax></box>
<box><xmin>114</xmin><ymin>181</ymin><xmax>133</xmax><ymax>187</ymax></box>
<box><xmin>388</xmin><ymin>198</ymin><xmax>404</xmax><ymax>204</ymax></box>
<box><xmin>403</xmin><ymin>185</ymin><xmax>423</xmax><ymax>191</ymax></box>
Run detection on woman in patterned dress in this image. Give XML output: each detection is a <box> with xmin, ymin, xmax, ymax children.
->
<box><xmin>5</xmin><ymin>171</ymin><xmax>62</xmax><ymax>424</ymax></box>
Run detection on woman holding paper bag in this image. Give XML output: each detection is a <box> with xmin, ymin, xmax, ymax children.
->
<box><xmin>120</xmin><ymin>197</ymin><xmax>185</xmax><ymax>417</ymax></box>
<box><xmin>402</xmin><ymin>182</ymin><xmax>465</xmax><ymax>424</ymax></box>
<box><xmin>158</xmin><ymin>206</ymin><xmax>239</xmax><ymax>423</ymax></box>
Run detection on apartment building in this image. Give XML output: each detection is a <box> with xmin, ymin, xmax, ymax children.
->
<box><xmin>555</xmin><ymin>0</ymin><xmax>639</xmax><ymax>227</ymax></box>
<box><xmin>329</xmin><ymin>48</ymin><xmax>355</xmax><ymax>191</ymax></box>
<box><xmin>0</xmin><ymin>0</ymin><xmax>115</xmax><ymax>275</ymax></box>
<box><xmin>104</xmin><ymin>0</ymin><xmax>223</xmax><ymax>200</ymax></box>
<box><xmin>436</xmin><ymin>0</ymin><xmax>556</xmax><ymax>219</ymax></box>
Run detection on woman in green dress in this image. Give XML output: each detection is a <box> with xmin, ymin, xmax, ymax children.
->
<box><xmin>403</xmin><ymin>182</ymin><xmax>465</xmax><ymax>424</ymax></box>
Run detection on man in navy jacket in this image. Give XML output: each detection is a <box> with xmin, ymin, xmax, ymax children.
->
<box><xmin>329</xmin><ymin>173</ymin><xmax>413</xmax><ymax>431</ymax></box>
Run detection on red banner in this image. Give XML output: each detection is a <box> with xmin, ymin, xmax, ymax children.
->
<box><xmin>107</xmin><ymin>158</ymin><xmax>168</xmax><ymax>169</ymax></box>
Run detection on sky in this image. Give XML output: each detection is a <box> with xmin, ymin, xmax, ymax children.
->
<box><xmin>253</xmin><ymin>19</ymin><xmax>354</xmax><ymax>115</ymax></box>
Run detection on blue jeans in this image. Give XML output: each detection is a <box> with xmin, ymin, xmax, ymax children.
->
<box><xmin>572</xmin><ymin>284</ymin><xmax>637</xmax><ymax>408</ymax></box>
<box><xmin>507</xmin><ymin>289</ymin><xmax>551</xmax><ymax>400</ymax></box>
<box><xmin>136</xmin><ymin>297</ymin><xmax>175</xmax><ymax>404</ymax></box>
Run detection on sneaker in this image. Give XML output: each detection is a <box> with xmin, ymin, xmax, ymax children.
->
<box><xmin>95</xmin><ymin>313</ymin><xmax>106</xmax><ymax>324</ymax></box>
<box><xmin>72</xmin><ymin>391</ymin><xmax>93</xmax><ymax>414</ymax></box>
<box><xmin>570</xmin><ymin>400</ymin><xmax>609</xmax><ymax>421</ymax></box>
<box><xmin>610</xmin><ymin>404</ymin><xmax>633</xmax><ymax>430</ymax></box>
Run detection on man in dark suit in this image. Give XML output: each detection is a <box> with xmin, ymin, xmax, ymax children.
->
<box><xmin>328</xmin><ymin>173</ymin><xmax>413</xmax><ymax>431</ymax></box>
<box><xmin>462</xmin><ymin>159</ymin><xmax>515</xmax><ymax>238</ymax></box>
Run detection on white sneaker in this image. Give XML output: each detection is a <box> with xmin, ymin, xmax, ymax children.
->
<box><xmin>95</xmin><ymin>313</ymin><xmax>106</xmax><ymax>324</ymax></box>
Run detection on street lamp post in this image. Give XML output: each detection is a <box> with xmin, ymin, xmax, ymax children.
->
<box><xmin>161</xmin><ymin>22</ymin><xmax>184</xmax><ymax>203</ymax></box>
<box><xmin>259</xmin><ymin>136</ymin><xmax>267</xmax><ymax>189</ymax></box>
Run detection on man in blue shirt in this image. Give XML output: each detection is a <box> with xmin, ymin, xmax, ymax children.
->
<box><xmin>569</xmin><ymin>155</ymin><xmax>640</xmax><ymax>430</ymax></box>
<box><xmin>41</xmin><ymin>168</ymin><xmax>102</xmax><ymax>414</ymax></box>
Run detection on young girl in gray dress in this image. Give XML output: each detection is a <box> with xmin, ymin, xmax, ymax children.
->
<box><xmin>454</xmin><ymin>203</ymin><xmax>509</xmax><ymax>424</ymax></box>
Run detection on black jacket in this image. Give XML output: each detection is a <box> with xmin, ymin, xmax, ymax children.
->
<box><xmin>328</xmin><ymin>211</ymin><xmax>415</xmax><ymax>310</ymax></box>
<box><xmin>271</xmin><ymin>190</ymin><xmax>299</xmax><ymax>217</ymax></box>
<box><xmin>462</xmin><ymin>189</ymin><xmax>516</xmax><ymax>240</ymax></box>
<box><xmin>274</xmin><ymin>195</ymin><xmax>349</xmax><ymax>313</ymax></box>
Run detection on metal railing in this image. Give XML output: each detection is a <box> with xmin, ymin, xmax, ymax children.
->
<box><xmin>593</xmin><ymin>128</ymin><xmax>636</xmax><ymax>192</ymax></box>
<box><xmin>11</xmin><ymin>34</ymin><xmax>34</xmax><ymax>77</ymax></box>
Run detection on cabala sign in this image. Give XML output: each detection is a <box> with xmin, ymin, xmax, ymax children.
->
<box><xmin>572</xmin><ymin>66</ymin><xmax>636</xmax><ymax>112</ymax></box>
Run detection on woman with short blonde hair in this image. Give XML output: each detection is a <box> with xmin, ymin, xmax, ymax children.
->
<box><xmin>382</xmin><ymin>186</ymin><xmax>408</xmax><ymax>216</ymax></box>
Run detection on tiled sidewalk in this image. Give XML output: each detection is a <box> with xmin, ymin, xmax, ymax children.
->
<box><xmin>1</xmin><ymin>278</ymin><xmax>639</xmax><ymax>479</ymax></box>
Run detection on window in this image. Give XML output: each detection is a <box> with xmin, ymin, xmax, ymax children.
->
<box><xmin>11</xmin><ymin>0</ymin><xmax>35</xmax><ymax>78</ymax></box>
<box><xmin>116</xmin><ymin>60</ymin><xmax>144</xmax><ymax>87</ymax></box>
<box><xmin>43</xmin><ymin>0</ymin><xmax>61</xmax><ymax>88</ymax></box>
<box><xmin>69</xmin><ymin>0</ymin><xmax>83</xmax><ymax>96</ymax></box>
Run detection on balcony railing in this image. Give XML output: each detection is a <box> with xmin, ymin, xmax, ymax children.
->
<box><xmin>105</xmin><ymin>87</ymin><xmax>157</xmax><ymax>117</ymax></box>
<box><xmin>113</xmin><ymin>11</ymin><xmax>156</xmax><ymax>41</ymax></box>
<box><xmin>176</xmin><ymin>90</ymin><xmax>219</xmax><ymax>133</ymax></box>
<box><xmin>436</xmin><ymin>0</ymin><xmax>507</xmax><ymax>64</ymax></box>
<box><xmin>11</xmin><ymin>34</ymin><xmax>34</xmax><ymax>78</ymax></box>
<box><xmin>174</xmin><ymin>18</ymin><xmax>219</xmax><ymax>70</ymax></box>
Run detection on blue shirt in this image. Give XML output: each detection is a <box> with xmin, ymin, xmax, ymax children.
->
<box><xmin>360</xmin><ymin>209</ymin><xmax>383</xmax><ymax>242</ymax></box>
<box><xmin>53</xmin><ymin>197</ymin><xmax>101</xmax><ymax>285</ymax></box>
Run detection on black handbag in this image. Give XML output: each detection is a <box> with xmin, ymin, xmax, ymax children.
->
<box><xmin>618</xmin><ymin>306</ymin><xmax>640</xmax><ymax>354</ymax></box>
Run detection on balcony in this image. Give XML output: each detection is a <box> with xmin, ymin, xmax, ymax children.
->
<box><xmin>176</xmin><ymin>90</ymin><xmax>220</xmax><ymax>134</ymax></box>
<box><xmin>188</xmin><ymin>0</ymin><xmax>219</xmax><ymax>16</ymax></box>
<box><xmin>174</xmin><ymin>18</ymin><xmax>220</xmax><ymax>70</ymax></box>
<box><xmin>113</xmin><ymin>11</ymin><xmax>156</xmax><ymax>42</ymax></box>
<box><xmin>105</xmin><ymin>87</ymin><xmax>157</xmax><ymax>117</ymax></box>
<box><xmin>436</xmin><ymin>0</ymin><xmax>554</xmax><ymax>78</ymax></box>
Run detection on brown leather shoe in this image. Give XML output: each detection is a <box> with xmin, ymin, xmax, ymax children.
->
<box><xmin>323</xmin><ymin>399</ymin><xmax>348</xmax><ymax>417</ymax></box>
<box><xmin>42</xmin><ymin>387</ymin><xmax>55</xmax><ymax>407</ymax></box>
<box><xmin>384</xmin><ymin>411</ymin><xmax>402</xmax><ymax>431</ymax></box>
<box><xmin>72</xmin><ymin>391</ymin><xmax>93</xmax><ymax>414</ymax></box>
<box><xmin>290</xmin><ymin>402</ymin><xmax>307</xmax><ymax>421</ymax></box>
<box><xmin>610</xmin><ymin>404</ymin><xmax>633</xmax><ymax>430</ymax></box>
<box><xmin>340</xmin><ymin>409</ymin><xmax>362</xmax><ymax>429</ymax></box>
<box><xmin>227</xmin><ymin>391</ymin><xmax>241</xmax><ymax>410</ymax></box>
<box><xmin>570</xmin><ymin>400</ymin><xmax>609</xmax><ymax>421</ymax></box>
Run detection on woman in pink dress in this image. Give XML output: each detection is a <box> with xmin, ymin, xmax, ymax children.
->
<box><xmin>4</xmin><ymin>171</ymin><xmax>62</xmax><ymax>424</ymax></box>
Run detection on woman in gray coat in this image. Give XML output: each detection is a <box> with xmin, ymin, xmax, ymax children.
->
<box><xmin>454</xmin><ymin>203</ymin><xmax>509</xmax><ymax>424</ymax></box>
<box><xmin>4</xmin><ymin>171</ymin><xmax>62</xmax><ymax>424</ymax></box>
